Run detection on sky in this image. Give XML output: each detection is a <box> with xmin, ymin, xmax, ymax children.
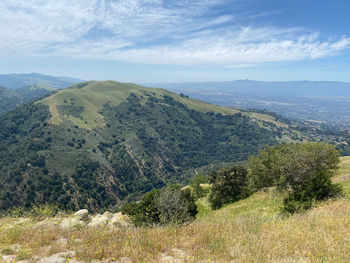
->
<box><xmin>1</xmin><ymin>0</ymin><xmax>350</xmax><ymax>82</ymax></box>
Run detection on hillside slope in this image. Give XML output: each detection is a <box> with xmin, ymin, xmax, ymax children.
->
<box><xmin>0</xmin><ymin>81</ymin><xmax>305</xmax><ymax>211</ymax></box>
<box><xmin>0</xmin><ymin>86</ymin><xmax>23</xmax><ymax>114</ymax></box>
<box><xmin>0</xmin><ymin>73</ymin><xmax>82</xmax><ymax>114</ymax></box>
<box><xmin>1</xmin><ymin>157</ymin><xmax>350</xmax><ymax>263</ymax></box>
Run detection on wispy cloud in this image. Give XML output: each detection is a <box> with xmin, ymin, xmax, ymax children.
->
<box><xmin>1</xmin><ymin>0</ymin><xmax>349</xmax><ymax>67</ymax></box>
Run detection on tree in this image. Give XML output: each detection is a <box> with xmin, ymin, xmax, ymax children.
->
<box><xmin>121</xmin><ymin>185</ymin><xmax>197</xmax><ymax>226</ymax></box>
<box><xmin>190</xmin><ymin>174</ymin><xmax>209</xmax><ymax>199</ymax></box>
<box><xmin>247</xmin><ymin>142</ymin><xmax>342</xmax><ymax>213</ymax></box>
<box><xmin>209</xmin><ymin>165</ymin><xmax>250</xmax><ymax>209</ymax></box>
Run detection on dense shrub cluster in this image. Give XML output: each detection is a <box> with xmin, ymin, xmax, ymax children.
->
<box><xmin>247</xmin><ymin>142</ymin><xmax>342</xmax><ymax>213</ymax></box>
<box><xmin>207</xmin><ymin>142</ymin><xmax>342</xmax><ymax>213</ymax></box>
<box><xmin>208</xmin><ymin>165</ymin><xmax>250</xmax><ymax>209</ymax></box>
<box><xmin>121</xmin><ymin>185</ymin><xmax>197</xmax><ymax>226</ymax></box>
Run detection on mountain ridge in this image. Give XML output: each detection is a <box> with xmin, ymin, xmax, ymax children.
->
<box><xmin>145</xmin><ymin>80</ymin><xmax>350</xmax><ymax>128</ymax></box>
<box><xmin>0</xmin><ymin>73</ymin><xmax>83</xmax><ymax>115</ymax></box>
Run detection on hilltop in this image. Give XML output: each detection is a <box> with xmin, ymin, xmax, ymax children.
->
<box><xmin>0</xmin><ymin>81</ymin><xmax>305</xmax><ymax>212</ymax></box>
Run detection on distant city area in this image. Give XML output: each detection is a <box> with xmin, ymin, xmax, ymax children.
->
<box><xmin>148</xmin><ymin>80</ymin><xmax>350</xmax><ymax>129</ymax></box>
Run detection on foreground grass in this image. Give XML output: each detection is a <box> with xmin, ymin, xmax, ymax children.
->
<box><xmin>1</xmin><ymin>158</ymin><xmax>350</xmax><ymax>262</ymax></box>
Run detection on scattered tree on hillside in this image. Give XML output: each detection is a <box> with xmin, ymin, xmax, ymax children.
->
<box><xmin>209</xmin><ymin>165</ymin><xmax>250</xmax><ymax>209</ymax></box>
<box><xmin>190</xmin><ymin>174</ymin><xmax>209</xmax><ymax>199</ymax></box>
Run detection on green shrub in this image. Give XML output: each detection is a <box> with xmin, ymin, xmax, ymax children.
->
<box><xmin>1</xmin><ymin>206</ymin><xmax>26</xmax><ymax>218</ymax></box>
<box><xmin>121</xmin><ymin>189</ymin><xmax>160</xmax><ymax>226</ymax></box>
<box><xmin>247</xmin><ymin>142</ymin><xmax>343</xmax><ymax>213</ymax></box>
<box><xmin>30</xmin><ymin>203</ymin><xmax>60</xmax><ymax>217</ymax></box>
<box><xmin>121</xmin><ymin>185</ymin><xmax>197</xmax><ymax>226</ymax></box>
<box><xmin>190</xmin><ymin>174</ymin><xmax>209</xmax><ymax>199</ymax></box>
<box><xmin>0</xmin><ymin>203</ymin><xmax>60</xmax><ymax>218</ymax></box>
<box><xmin>209</xmin><ymin>165</ymin><xmax>250</xmax><ymax>210</ymax></box>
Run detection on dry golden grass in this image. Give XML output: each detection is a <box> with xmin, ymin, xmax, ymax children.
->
<box><xmin>334</xmin><ymin>156</ymin><xmax>350</xmax><ymax>182</ymax></box>
<box><xmin>1</xmin><ymin>157</ymin><xmax>350</xmax><ymax>262</ymax></box>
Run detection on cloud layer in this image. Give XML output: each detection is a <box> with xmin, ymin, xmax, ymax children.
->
<box><xmin>1</xmin><ymin>0</ymin><xmax>349</xmax><ymax>67</ymax></box>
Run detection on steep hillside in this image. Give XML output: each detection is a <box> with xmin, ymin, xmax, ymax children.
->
<box><xmin>0</xmin><ymin>73</ymin><xmax>82</xmax><ymax>114</ymax></box>
<box><xmin>0</xmin><ymin>81</ymin><xmax>306</xmax><ymax>211</ymax></box>
<box><xmin>0</xmin><ymin>86</ymin><xmax>23</xmax><ymax>114</ymax></box>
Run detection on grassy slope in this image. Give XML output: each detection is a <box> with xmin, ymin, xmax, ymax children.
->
<box><xmin>1</xmin><ymin>157</ymin><xmax>350</xmax><ymax>262</ymax></box>
<box><xmin>38</xmin><ymin>81</ymin><xmax>283</xmax><ymax>129</ymax></box>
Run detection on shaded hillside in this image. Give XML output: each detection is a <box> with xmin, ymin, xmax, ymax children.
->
<box><xmin>0</xmin><ymin>81</ymin><xmax>304</xmax><ymax>211</ymax></box>
<box><xmin>0</xmin><ymin>73</ymin><xmax>82</xmax><ymax>114</ymax></box>
<box><xmin>0</xmin><ymin>86</ymin><xmax>23</xmax><ymax>114</ymax></box>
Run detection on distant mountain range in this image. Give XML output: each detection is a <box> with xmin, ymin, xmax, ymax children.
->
<box><xmin>0</xmin><ymin>73</ymin><xmax>83</xmax><ymax>114</ymax></box>
<box><xmin>0</xmin><ymin>81</ymin><xmax>314</xmax><ymax>212</ymax></box>
<box><xmin>145</xmin><ymin>80</ymin><xmax>350</xmax><ymax>129</ymax></box>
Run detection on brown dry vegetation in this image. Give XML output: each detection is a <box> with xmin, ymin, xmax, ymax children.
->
<box><xmin>1</xmin><ymin>157</ymin><xmax>350</xmax><ymax>262</ymax></box>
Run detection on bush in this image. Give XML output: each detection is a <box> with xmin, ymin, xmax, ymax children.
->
<box><xmin>156</xmin><ymin>185</ymin><xmax>197</xmax><ymax>224</ymax></box>
<box><xmin>247</xmin><ymin>142</ymin><xmax>343</xmax><ymax>213</ymax></box>
<box><xmin>120</xmin><ymin>189</ymin><xmax>160</xmax><ymax>226</ymax></box>
<box><xmin>121</xmin><ymin>185</ymin><xmax>197</xmax><ymax>226</ymax></box>
<box><xmin>190</xmin><ymin>174</ymin><xmax>209</xmax><ymax>199</ymax></box>
<box><xmin>0</xmin><ymin>203</ymin><xmax>60</xmax><ymax>218</ymax></box>
<box><xmin>209</xmin><ymin>165</ymin><xmax>250</xmax><ymax>210</ymax></box>
<box><xmin>29</xmin><ymin>203</ymin><xmax>60</xmax><ymax>217</ymax></box>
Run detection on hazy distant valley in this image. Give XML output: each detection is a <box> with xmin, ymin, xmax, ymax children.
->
<box><xmin>149</xmin><ymin>80</ymin><xmax>350</xmax><ymax>129</ymax></box>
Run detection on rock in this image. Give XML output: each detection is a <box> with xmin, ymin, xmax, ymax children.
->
<box><xmin>159</xmin><ymin>254</ymin><xmax>183</xmax><ymax>263</ymax></box>
<box><xmin>118</xmin><ymin>257</ymin><xmax>132</xmax><ymax>263</ymax></box>
<box><xmin>74</xmin><ymin>209</ymin><xmax>90</xmax><ymax>222</ymax></box>
<box><xmin>110</xmin><ymin>212</ymin><xmax>130</xmax><ymax>228</ymax></box>
<box><xmin>87</xmin><ymin>212</ymin><xmax>130</xmax><ymax>229</ymax></box>
<box><xmin>88</xmin><ymin>214</ymin><xmax>109</xmax><ymax>228</ymax></box>
<box><xmin>57</xmin><ymin>209</ymin><xmax>92</xmax><ymax>229</ymax></box>
<box><xmin>59</xmin><ymin>217</ymin><xmax>85</xmax><ymax>229</ymax></box>
<box><xmin>36</xmin><ymin>251</ymin><xmax>75</xmax><ymax>263</ymax></box>
<box><xmin>158</xmin><ymin>249</ymin><xmax>187</xmax><ymax>263</ymax></box>
<box><xmin>171</xmin><ymin>248</ymin><xmax>186</xmax><ymax>258</ymax></box>
<box><xmin>1</xmin><ymin>255</ymin><xmax>17</xmax><ymax>263</ymax></box>
<box><xmin>55</xmin><ymin>238</ymin><xmax>68</xmax><ymax>246</ymax></box>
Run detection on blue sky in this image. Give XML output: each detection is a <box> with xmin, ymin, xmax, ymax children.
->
<box><xmin>1</xmin><ymin>0</ymin><xmax>350</xmax><ymax>82</ymax></box>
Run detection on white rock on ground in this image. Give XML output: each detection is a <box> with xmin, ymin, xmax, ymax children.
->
<box><xmin>74</xmin><ymin>209</ymin><xmax>90</xmax><ymax>222</ymax></box>
<box><xmin>158</xmin><ymin>248</ymin><xmax>188</xmax><ymax>263</ymax></box>
<box><xmin>59</xmin><ymin>216</ymin><xmax>86</xmax><ymax>229</ymax></box>
<box><xmin>36</xmin><ymin>251</ymin><xmax>76</xmax><ymax>263</ymax></box>
<box><xmin>87</xmin><ymin>212</ymin><xmax>130</xmax><ymax>229</ymax></box>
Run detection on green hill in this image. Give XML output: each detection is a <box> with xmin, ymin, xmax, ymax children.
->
<box><xmin>0</xmin><ymin>73</ymin><xmax>82</xmax><ymax>114</ymax></box>
<box><xmin>0</xmin><ymin>81</ymin><xmax>308</xmax><ymax>211</ymax></box>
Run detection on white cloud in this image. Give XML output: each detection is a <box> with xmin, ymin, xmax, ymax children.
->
<box><xmin>0</xmin><ymin>0</ymin><xmax>349</xmax><ymax>67</ymax></box>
